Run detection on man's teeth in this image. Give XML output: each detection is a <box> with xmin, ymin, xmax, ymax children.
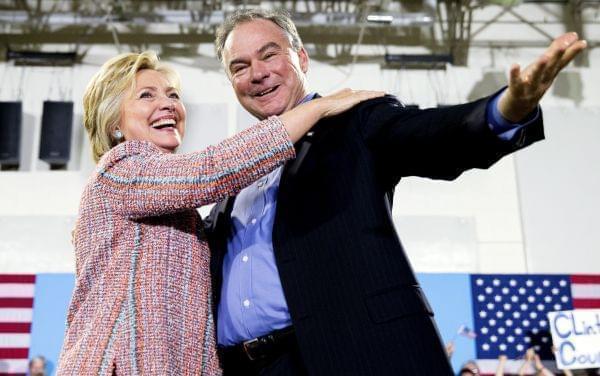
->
<box><xmin>151</xmin><ymin>119</ymin><xmax>176</xmax><ymax>129</ymax></box>
<box><xmin>256</xmin><ymin>87</ymin><xmax>277</xmax><ymax>97</ymax></box>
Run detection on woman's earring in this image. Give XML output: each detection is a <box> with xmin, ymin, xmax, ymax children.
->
<box><xmin>113</xmin><ymin>129</ymin><xmax>123</xmax><ymax>140</ymax></box>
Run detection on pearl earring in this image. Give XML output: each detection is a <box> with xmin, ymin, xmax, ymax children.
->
<box><xmin>113</xmin><ymin>129</ymin><xmax>123</xmax><ymax>140</ymax></box>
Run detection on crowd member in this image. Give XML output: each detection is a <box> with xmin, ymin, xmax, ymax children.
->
<box><xmin>515</xmin><ymin>348</ymin><xmax>555</xmax><ymax>376</ymax></box>
<box><xmin>206</xmin><ymin>8</ymin><xmax>586</xmax><ymax>375</ymax></box>
<box><xmin>459</xmin><ymin>360</ymin><xmax>482</xmax><ymax>376</ymax></box>
<box><xmin>56</xmin><ymin>50</ymin><xmax>382</xmax><ymax>375</ymax></box>
<box><xmin>28</xmin><ymin>355</ymin><xmax>46</xmax><ymax>376</ymax></box>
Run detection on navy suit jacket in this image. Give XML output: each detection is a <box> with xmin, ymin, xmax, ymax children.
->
<box><xmin>206</xmin><ymin>93</ymin><xmax>544</xmax><ymax>375</ymax></box>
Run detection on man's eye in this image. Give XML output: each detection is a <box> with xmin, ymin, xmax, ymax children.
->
<box><xmin>233</xmin><ymin>66</ymin><xmax>247</xmax><ymax>74</ymax></box>
<box><xmin>264</xmin><ymin>53</ymin><xmax>276</xmax><ymax>59</ymax></box>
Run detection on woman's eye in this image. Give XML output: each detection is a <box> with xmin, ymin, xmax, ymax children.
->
<box><xmin>139</xmin><ymin>92</ymin><xmax>153</xmax><ymax>99</ymax></box>
<box><xmin>169</xmin><ymin>93</ymin><xmax>180</xmax><ymax>99</ymax></box>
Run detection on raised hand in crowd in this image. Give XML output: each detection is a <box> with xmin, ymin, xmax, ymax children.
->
<box><xmin>496</xmin><ymin>354</ymin><xmax>507</xmax><ymax>376</ymax></box>
<box><xmin>518</xmin><ymin>347</ymin><xmax>557</xmax><ymax>376</ymax></box>
<box><xmin>533</xmin><ymin>351</ymin><xmax>555</xmax><ymax>376</ymax></box>
<box><xmin>445</xmin><ymin>341</ymin><xmax>455</xmax><ymax>359</ymax></box>
<box><xmin>519</xmin><ymin>348</ymin><xmax>537</xmax><ymax>376</ymax></box>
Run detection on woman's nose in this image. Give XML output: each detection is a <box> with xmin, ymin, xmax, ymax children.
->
<box><xmin>159</xmin><ymin>96</ymin><xmax>177</xmax><ymax>111</ymax></box>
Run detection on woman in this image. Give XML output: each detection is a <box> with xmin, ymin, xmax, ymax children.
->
<box><xmin>57</xmin><ymin>51</ymin><xmax>382</xmax><ymax>375</ymax></box>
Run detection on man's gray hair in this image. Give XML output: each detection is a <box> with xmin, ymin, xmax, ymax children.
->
<box><xmin>215</xmin><ymin>9</ymin><xmax>303</xmax><ymax>62</ymax></box>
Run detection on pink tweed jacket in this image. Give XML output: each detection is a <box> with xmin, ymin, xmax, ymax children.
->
<box><xmin>57</xmin><ymin>117</ymin><xmax>295</xmax><ymax>375</ymax></box>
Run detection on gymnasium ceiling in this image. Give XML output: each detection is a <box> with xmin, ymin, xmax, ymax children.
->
<box><xmin>0</xmin><ymin>0</ymin><xmax>598</xmax><ymax>66</ymax></box>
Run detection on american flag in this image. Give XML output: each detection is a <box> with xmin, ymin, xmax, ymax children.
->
<box><xmin>0</xmin><ymin>274</ymin><xmax>35</xmax><ymax>376</ymax></box>
<box><xmin>469</xmin><ymin>274</ymin><xmax>600</xmax><ymax>374</ymax></box>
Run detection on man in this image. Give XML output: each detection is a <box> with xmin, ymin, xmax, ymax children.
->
<box><xmin>206</xmin><ymin>9</ymin><xmax>586</xmax><ymax>375</ymax></box>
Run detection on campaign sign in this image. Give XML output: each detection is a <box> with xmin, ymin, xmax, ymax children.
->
<box><xmin>548</xmin><ymin>309</ymin><xmax>600</xmax><ymax>370</ymax></box>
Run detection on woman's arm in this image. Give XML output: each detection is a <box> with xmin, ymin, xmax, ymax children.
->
<box><xmin>281</xmin><ymin>88</ymin><xmax>384</xmax><ymax>142</ymax></box>
<box><xmin>96</xmin><ymin>89</ymin><xmax>383</xmax><ymax>218</ymax></box>
<box><xmin>96</xmin><ymin>117</ymin><xmax>292</xmax><ymax>217</ymax></box>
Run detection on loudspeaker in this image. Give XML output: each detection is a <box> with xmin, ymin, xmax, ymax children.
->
<box><xmin>39</xmin><ymin>101</ymin><xmax>73</xmax><ymax>167</ymax></box>
<box><xmin>0</xmin><ymin>101</ymin><xmax>22</xmax><ymax>167</ymax></box>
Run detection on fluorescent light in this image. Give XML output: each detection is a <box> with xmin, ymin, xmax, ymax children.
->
<box><xmin>367</xmin><ymin>14</ymin><xmax>394</xmax><ymax>24</ymax></box>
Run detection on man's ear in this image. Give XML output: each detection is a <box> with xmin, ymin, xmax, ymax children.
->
<box><xmin>298</xmin><ymin>46</ymin><xmax>309</xmax><ymax>73</ymax></box>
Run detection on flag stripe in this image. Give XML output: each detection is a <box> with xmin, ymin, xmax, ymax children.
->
<box><xmin>0</xmin><ymin>309</ymin><xmax>33</xmax><ymax>323</ymax></box>
<box><xmin>0</xmin><ymin>275</ymin><xmax>35</xmax><ymax>284</ymax></box>
<box><xmin>571</xmin><ymin>275</ymin><xmax>600</xmax><ymax>284</ymax></box>
<box><xmin>0</xmin><ymin>323</ymin><xmax>30</xmax><ymax>333</ymax></box>
<box><xmin>0</xmin><ymin>358</ymin><xmax>28</xmax><ymax>373</ymax></box>
<box><xmin>0</xmin><ymin>349</ymin><xmax>28</xmax><ymax>359</ymax></box>
<box><xmin>0</xmin><ymin>275</ymin><xmax>35</xmax><ymax>376</ymax></box>
<box><xmin>572</xmin><ymin>298</ymin><xmax>600</xmax><ymax>308</ymax></box>
<box><xmin>477</xmin><ymin>359</ymin><xmax>557</xmax><ymax>375</ymax></box>
<box><xmin>0</xmin><ymin>334</ymin><xmax>30</xmax><ymax>348</ymax></box>
<box><xmin>0</xmin><ymin>299</ymin><xmax>33</xmax><ymax>308</ymax></box>
<box><xmin>571</xmin><ymin>283</ymin><xmax>600</xmax><ymax>299</ymax></box>
<box><xmin>0</xmin><ymin>284</ymin><xmax>35</xmax><ymax>298</ymax></box>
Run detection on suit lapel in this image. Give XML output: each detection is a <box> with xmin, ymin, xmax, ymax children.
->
<box><xmin>285</xmin><ymin>131</ymin><xmax>315</xmax><ymax>178</ymax></box>
<box><xmin>283</xmin><ymin>92</ymin><xmax>322</xmax><ymax>180</ymax></box>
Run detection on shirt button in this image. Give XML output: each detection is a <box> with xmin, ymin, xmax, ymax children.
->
<box><xmin>251</xmin><ymin>218</ymin><xmax>257</xmax><ymax>225</ymax></box>
<box><xmin>257</xmin><ymin>181</ymin><xmax>265</xmax><ymax>188</ymax></box>
<box><xmin>243</xmin><ymin>299</ymin><xmax>250</xmax><ymax>308</ymax></box>
<box><xmin>242</xmin><ymin>255</ymin><xmax>249</xmax><ymax>263</ymax></box>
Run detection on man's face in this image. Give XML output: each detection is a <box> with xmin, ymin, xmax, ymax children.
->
<box><xmin>222</xmin><ymin>19</ymin><xmax>309</xmax><ymax>120</ymax></box>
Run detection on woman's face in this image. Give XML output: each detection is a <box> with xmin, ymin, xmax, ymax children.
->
<box><xmin>119</xmin><ymin>69</ymin><xmax>186</xmax><ymax>153</ymax></box>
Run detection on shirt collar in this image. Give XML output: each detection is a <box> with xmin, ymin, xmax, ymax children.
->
<box><xmin>298</xmin><ymin>92</ymin><xmax>317</xmax><ymax>105</ymax></box>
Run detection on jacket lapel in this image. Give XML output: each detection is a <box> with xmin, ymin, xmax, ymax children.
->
<box><xmin>283</xmin><ymin>93</ymin><xmax>321</xmax><ymax>179</ymax></box>
<box><xmin>285</xmin><ymin>131</ymin><xmax>315</xmax><ymax>178</ymax></box>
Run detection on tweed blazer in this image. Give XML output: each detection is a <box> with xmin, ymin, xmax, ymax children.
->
<box><xmin>57</xmin><ymin>117</ymin><xmax>294</xmax><ymax>375</ymax></box>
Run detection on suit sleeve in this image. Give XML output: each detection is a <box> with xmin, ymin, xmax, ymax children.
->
<box><xmin>95</xmin><ymin>116</ymin><xmax>295</xmax><ymax>218</ymax></box>
<box><xmin>356</xmin><ymin>92</ymin><xmax>544</xmax><ymax>185</ymax></box>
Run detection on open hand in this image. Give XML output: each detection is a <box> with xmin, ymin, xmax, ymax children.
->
<box><xmin>498</xmin><ymin>32</ymin><xmax>587</xmax><ymax>122</ymax></box>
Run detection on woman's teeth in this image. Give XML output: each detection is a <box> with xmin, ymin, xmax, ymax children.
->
<box><xmin>151</xmin><ymin>119</ymin><xmax>176</xmax><ymax>129</ymax></box>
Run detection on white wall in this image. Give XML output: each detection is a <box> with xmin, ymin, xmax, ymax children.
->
<box><xmin>0</xmin><ymin>40</ymin><xmax>598</xmax><ymax>274</ymax></box>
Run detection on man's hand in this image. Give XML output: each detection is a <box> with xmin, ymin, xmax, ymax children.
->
<box><xmin>498</xmin><ymin>32</ymin><xmax>587</xmax><ymax>122</ymax></box>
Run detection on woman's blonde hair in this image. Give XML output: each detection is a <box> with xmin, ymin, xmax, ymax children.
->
<box><xmin>83</xmin><ymin>51</ymin><xmax>180</xmax><ymax>162</ymax></box>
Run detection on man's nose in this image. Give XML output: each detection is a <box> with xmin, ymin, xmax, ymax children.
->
<box><xmin>250</xmin><ymin>61</ymin><xmax>270</xmax><ymax>83</ymax></box>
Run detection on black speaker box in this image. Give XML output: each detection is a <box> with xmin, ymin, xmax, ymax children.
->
<box><xmin>39</xmin><ymin>101</ymin><xmax>74</xmax><ymax>166</ymax></box>
<box><xmin>0</xmin><ymin>101</ymin><xmax>22</xmax><ymax>166</ymax></box>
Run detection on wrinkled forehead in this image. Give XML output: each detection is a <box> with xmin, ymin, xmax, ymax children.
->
<box><xmin>223</xmin><ymin>19</ymin><xmax>294</xmax><ymax>59</ymax></box>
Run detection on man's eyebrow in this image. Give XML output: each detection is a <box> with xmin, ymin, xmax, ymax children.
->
<box><xmin>228</xmin><ymin>42</ymin><xmax>283</xmax><ymax>70</ymax></box>
<box><xmin>257</xmin><ymin>42</ymin><xmax>282</xmax><ymax>55</ymax></box>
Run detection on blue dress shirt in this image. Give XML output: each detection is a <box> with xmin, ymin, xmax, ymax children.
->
<box><xmin>217</xmin><ymin>90</ymin><xmax>539</xmax><ymax>346</ymax></box>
